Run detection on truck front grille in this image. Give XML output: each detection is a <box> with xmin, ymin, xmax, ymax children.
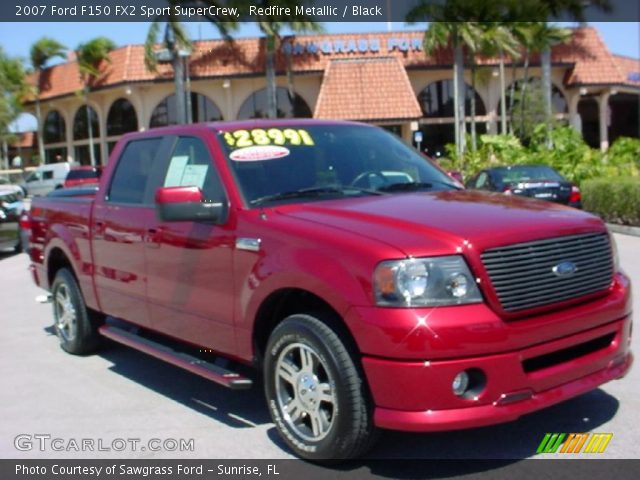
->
<box><xmin>481</xmin><ymin>233</ymin><xmax>613</xmax><ymax>312</ymax></box>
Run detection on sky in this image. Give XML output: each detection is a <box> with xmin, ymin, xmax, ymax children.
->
<box><xmin>0</xmin><ymin>21</ymin><xmax>639</xmax><ymax>62</ymax></box>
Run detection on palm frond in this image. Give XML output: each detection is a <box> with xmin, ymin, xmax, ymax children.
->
<box><xmin>30</xmin><ymin>37</ymin><xmax>67</xmax><ymax>71</ymax></box>
<box><xmin>144</xmin><ymin>21</ymin><xmax>161</xmax><ymax>72</ymax></box>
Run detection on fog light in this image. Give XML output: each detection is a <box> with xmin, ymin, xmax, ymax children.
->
<box><xmin>452</xmin><ymin>371</ymin><xmax>470</xmax><ymax>396</ymax></box>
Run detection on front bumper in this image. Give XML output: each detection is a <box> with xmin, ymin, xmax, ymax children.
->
<box><xmin>347</xmin><ymin>272</ymin><xmax>632</xmax><ymax>432</ymax></box>
<box><xmin>372</xmin><ymin>350</ymin><xmax>632</xmax><ymax>432</ymax></box>
<box><xmin>363</xmin><ymin>317</ymin><xmax>632</xmax><ymax>432</ymax></box>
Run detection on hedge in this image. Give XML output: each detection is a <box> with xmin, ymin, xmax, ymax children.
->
<box><xmin>582</xmin><ymin>178</ymin><xmax>640</xmax><ymax>226</ymax></box>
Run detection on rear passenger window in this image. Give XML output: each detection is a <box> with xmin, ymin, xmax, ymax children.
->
<box><xmin>163</xmin><ymin>137</ymin><xmax>225</xmax><ymax>202</ymax></box>
<box><xmin>108</xmin><ymin>138</ymin><xmax>162</xmax><ymax>204</ymax></box>
<box><xmin>42</xmin><ymin>171</ymin><xmax>54</xmax><ymax>180</ymax></box>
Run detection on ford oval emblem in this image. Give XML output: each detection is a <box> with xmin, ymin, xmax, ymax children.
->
<box><xmin>552</xmin><ymin>261</ymin><xmax>578</xmax><ymax>277</ymax></box>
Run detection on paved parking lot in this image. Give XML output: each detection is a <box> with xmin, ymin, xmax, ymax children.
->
<box><xmin>0</xmin><ymin>234</ymin><xmax>638</xmax><ymax>461</ymax></box>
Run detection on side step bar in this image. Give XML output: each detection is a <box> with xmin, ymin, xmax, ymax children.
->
<box><xmin>98</xmin><ymin>325</ymin><xmax>252</xmax><ymax>390</ymax></box>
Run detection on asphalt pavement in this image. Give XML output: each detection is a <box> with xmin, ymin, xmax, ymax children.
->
<box><xmin>0</xmin><ymin>234</ymin><xmax>638</xmax><ymax>461</ymax></box>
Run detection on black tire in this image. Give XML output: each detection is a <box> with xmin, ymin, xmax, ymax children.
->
<box><xmin>51</xmin><ymin>268</ymin><xmax>102</xmax><ymax>355</ymax></box>
<box><xmin>14</xmin><ymin>238</ymin><xmax>22</xmax><ymax>254</ymax></box>
<box><xmin>264</xmin><ymin>313</ymin><xmax>377</xmax><ymax>460</ymax></box>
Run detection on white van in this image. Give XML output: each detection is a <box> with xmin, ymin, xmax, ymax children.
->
<box><xmin>21</xmin><ymin>163</ymin><xmax>70</xmax><ymax>197</ymax></box>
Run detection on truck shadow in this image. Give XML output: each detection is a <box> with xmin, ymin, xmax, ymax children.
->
<box><xmin>86</xmin><ymin>337</ymin><xmax>619</xmax><ymax>470</ymax></box>
<box><xmin>0</xmin><ymin>250</ymin><xmax>22</xmax><ymax>260</ymax></box>
<box><xmin>97</xmin><ymin>340</ymin><xmax>272</xmax><ymax>429</ymax></box>
<box><xmin>329</xmin><ymin>388</ymin><xmax>620</xmax><ymax>478</ymax></box>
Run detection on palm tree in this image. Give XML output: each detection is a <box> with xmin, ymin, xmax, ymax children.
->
<box><xmin>504</xmin><ymin>0</ymin><xmax>610</xmax><ymax>143</ymax></box>
<box><xmin>408</xmin><ymin>0</ymin><xmax>499</xmax><ymax>156</ymax></box>
<box><xmin>76</xmin><ymin>37</ymin><xmax>116</xmax><ymax>166</ymax></box>
<box><xmin>462</xmin><ymin>24</ymin><xmax>484</xmax><ymax>152</ymax></box>
<box><xmin>507</xmin><ymin>23</ymin><xmax>570</xmax><ymax>141</ymax></box>
<box><xmin>30</xmin><ymin>38</ymin><xmax>66</xmax><ymax>165</ymax></box>
<box><xmin>476</xmin><ymin>23</ymin><xmax>519</xmax><ymax>134</ymax></box>
<box><xmin>147</xmin><ymin>1</ymin><xmax>238</xmax><ymax>124</ymax></box>
<box><xmin>530</xmin><ymin>23</ymin><xmax>571</xmax><ymax>145</ymax></box>
<box><xmin>405</xmin><ymin>18</ymin><xmax>472</xmax><ymax>156</ymax></box>
<box><xmin>0</xmin><ymin>47</ymin><xmax>29</xmax><ymax>169</ymax></box>
<box><xmin>251</xmin><ymin>1</ymin><xmax>323</xmax><ymax>118</ymax></box>
<box><xmin>503</xmin><ymin>22</ymin><xmax>535</xmax><ymax>135</ymax></box>
<box><xmin>145</xmin><ymin>19</ymin><xmax>192</xmax><ymax>125</ymax></box>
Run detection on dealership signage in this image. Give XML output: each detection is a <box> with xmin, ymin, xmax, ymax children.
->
<box><xmin>282</xmin><ymin>37</ymin><xmax>423</xmax><ymax>56</ymax></box>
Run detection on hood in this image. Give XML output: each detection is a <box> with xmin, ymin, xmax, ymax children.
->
<box><xmin>275</xmin><ymin>190</ymin><xmax>605</xmax><ymax>257</ymax></box>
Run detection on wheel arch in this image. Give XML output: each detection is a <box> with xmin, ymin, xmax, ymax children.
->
<box><xmin>46</xmin><ymin>245</ymin><xmax>76</xmax><ymax>287</ymax></box>
<box><xmin>252</xmin><ymin>288</ymin><xmax>361</xmax><ymax>366</ymax></box>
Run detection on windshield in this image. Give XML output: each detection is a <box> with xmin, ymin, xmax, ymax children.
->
<box><xmin>496</xmin><ymin>166</ymin><xmax>564</xmax><ymax>183</ymax></box>
<box><xmin>218</xmin><ymin>124</ymin><xmax>458</xmax><ymax>206</ymax></box>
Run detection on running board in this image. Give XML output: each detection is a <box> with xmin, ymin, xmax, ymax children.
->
<box><xmin>98</xmin><ymin>325</ymin><xmax>252</xmax><ymax>390</ymax></box>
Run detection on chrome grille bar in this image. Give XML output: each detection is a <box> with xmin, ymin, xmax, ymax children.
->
<box><xmin>481</xmin><ymin>233</ymin><xmax>613</xmax><ymax>312</ymax></box>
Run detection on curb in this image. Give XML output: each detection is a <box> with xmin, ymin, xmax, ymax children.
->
<box><xmin>607</xmin><ymin>223</ymin><xmax>640</xmax><ymax>237</ymax></box>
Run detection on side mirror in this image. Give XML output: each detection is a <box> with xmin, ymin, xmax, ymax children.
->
<box><xmin>155</xmin><ymin>186</ymin><xmax>227</xmax><ymax>224</ymax></box>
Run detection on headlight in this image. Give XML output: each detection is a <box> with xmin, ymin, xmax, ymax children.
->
<box><xmin>373</xmin><ymin>256</ymin><xmax>483</xmax><ymax>307</ymax></box>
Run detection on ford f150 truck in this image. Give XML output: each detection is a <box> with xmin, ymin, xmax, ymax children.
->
<box><xmin>28</xmin><ymin>120</ymin><xmax>633</xmax><ymax>460</ymax></box>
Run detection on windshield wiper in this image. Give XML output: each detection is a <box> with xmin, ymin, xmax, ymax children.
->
<box><xmin>250</xmin><ymin>185</ymin><xmax>383</xmax><ymax>206</ymax></box>
<box><xmin>377</xmin><ymin>180</ymin><xmax>462</xmax><ymax>192</ymax></box>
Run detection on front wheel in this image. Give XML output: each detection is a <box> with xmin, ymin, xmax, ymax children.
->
<box><xmin>264</xmin><ymin>314</ymin><xmax>377</xmax><ymax>460</ymax></box>
<box><xmin>51</xmin><ymin>268</ymin><xmax>102</xmax><ymax>355</ymax></box>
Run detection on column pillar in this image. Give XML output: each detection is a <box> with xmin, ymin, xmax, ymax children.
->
<box><xmin>598</xmin><ymin>91</ymin><xmax>610</xmax><ymax>152</ymax></box>
<box><xmin>568</xmin><ymin>91</ymin><xmax>581</xmax><ymax>133</ymax></box>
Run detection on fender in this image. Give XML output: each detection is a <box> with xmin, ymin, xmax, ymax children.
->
<box><xmin>44</xmin><ymin>223</ymin><xmax>99</xmax><ymax>311</ymax></box>
<box><xmin>235</xmin><ymin>244</ymin><xmax>375</xmax><ymax>360</ymax></box>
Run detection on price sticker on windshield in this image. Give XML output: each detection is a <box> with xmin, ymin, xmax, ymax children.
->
<box><xmin>222</xmin><ymin>128</ymin><xmax>315</xmax><ymax>149</ymax></box>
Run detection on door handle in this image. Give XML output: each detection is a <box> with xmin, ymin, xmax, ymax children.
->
<box><xmin>93</xmin><ymin>221</ymin><xmax>105</xmax><ymax>239</ymax></box>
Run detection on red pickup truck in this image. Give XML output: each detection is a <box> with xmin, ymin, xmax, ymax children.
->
<box><xmin>28</xmin><ymin>120</ymin><xmax>632</xmax><ymax>460</ymax></box>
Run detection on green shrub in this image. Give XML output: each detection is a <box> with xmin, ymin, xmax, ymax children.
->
<box><xmin>443</xmin><ymin>125</ymin><xmax>638</xmax><ymax>186</ymax></box>
<box><xmin>604</xmin><ymin>137</ymin><xmax>640</xmax><ymax>177</ymax></box>
<box><xmin>582</xmin><ymin>178</ymin><xmax>640</xmax><ymax>226</ymax></box>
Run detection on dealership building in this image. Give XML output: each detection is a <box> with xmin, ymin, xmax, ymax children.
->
<box><xmin>22</xmin><ymin>26</ymin><xmax>640</xmax><ymax>166</ymax></box>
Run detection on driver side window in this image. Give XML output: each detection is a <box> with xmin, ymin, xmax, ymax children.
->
<box><xmin>163</xmin><ymin>137</ymin><xmax>225</xmax><ymax>202</ymax></box>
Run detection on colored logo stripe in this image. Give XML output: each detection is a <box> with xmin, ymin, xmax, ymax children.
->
<box><xmin>537</xmin><ymin>433</ymin><xmax>613</xmax><ymax>454</ymax></box>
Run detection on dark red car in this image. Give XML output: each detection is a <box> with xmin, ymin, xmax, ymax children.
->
<box><xmin>63</xmin><ymin>166</ymin><xmax>102</xmax><ymax>189</ymax></box>
<box><xmin>28</xmin><ymin>121</ymin><xmax>632</xmax><ymax>460</ymax></box>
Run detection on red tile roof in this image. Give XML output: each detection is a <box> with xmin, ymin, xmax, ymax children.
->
<box><xmin>10</xmin><ymin>131</ymin><xmax>36</xmax><ymax>149</ymax></box>
<box><xmin>554</xmin><ymin>27</ymin><xmax>627</xmax><ymax>86</ymax></box>
<box><xmin>29</xmin><ymin>27</ymin><xmax>638</xmax><ymax>103</ymax></box>
<box><xmin>612</xmin><ymin>54</ymin><xmax>640</xmax><ymax>86</ymax></box>
<box><xmin>314</xmin><ymin>57</ymin><xmax>421</xmax><ymax>121</ymax></box>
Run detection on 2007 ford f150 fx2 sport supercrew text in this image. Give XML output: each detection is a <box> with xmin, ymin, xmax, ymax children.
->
<box><xmin>28</xmin><ymin>120</ymin><xmax>633</xmax><ymax>460</ymax></box>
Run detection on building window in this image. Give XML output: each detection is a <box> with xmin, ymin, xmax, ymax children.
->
<box><xmin>417</xmin><ymin>80</ymin><xmax>486</xmax><ymax>118</ymax></box>
<box><xmin>107</xmin><ymin>98</ymin><xmax>138</xmax><ymax>136</ymax></box>
<box><xmin>45</xmin><ymin>147</ymin><xmax>68</xmax><ymax>164</ymax></box>
<box><xmin>43</xmin><ymin>110</ymin><xmax>66</xmax><ymax>144</ymax></box>
<box><xmin>74</xmin><ymin>144</ymin><xmax>102</xmax><ymax>166</ymax></box>
<box><xmin>237</xmin><ymin>87</ymin><xmax>312</xmax><ymax>119</ymax></box>
<box><xmin>150</xmin><ymin>92</ymin><xmax>223</xmax><ymax>128</ymax></box>
<box><xmin>73</xmin><ymin>105</ymin><xmax>100</xmax><ymax>140</ymax></box>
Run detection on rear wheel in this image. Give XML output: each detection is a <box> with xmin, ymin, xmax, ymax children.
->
<box><xmin>51</xmin><ymin>268</ymin><xmax>102</xmax><ymax>355</ymax></box>
<box><xmin>264</xmin><ymin>313</ymin><xmax>377</xmax><ymax>460</ymax></box>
